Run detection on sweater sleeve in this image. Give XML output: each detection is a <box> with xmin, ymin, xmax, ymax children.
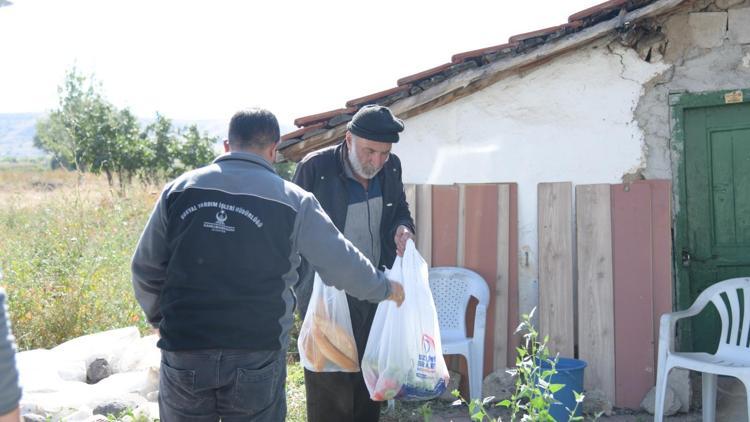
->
<box><xmin>293</xmin><ymin>194</ymin><xmax>391</xmax><ymax>303</ymax></box>
<box><xmin>0</xmin><ymin>289</ymin><xmax>21</xmax><ymax>415</ymax></box>
<box><xmin>131</xmin><ymin>186</ymin><xmax>171</xmax><ymax>327</ymax></box>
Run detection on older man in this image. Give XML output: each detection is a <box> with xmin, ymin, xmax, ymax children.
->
<box><xmin>293</xmin><ymin>104</ymin><xmax>415</xmax><ymax>422</ymax></box>
<box><xmin>132</xmin><ymin>108</ymin><xmax>404</xmax><ymax>422</ymax></box>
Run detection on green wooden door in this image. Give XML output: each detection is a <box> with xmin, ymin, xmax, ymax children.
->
<box><xmin>682</xmin><ymin>101</ymin><xmax>750</xmax><ymax>352</ymax></box>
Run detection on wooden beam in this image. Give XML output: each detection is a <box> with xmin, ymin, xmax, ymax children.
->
<box><xmin>457</xmin><ymin>184</ymin><xmax>467</xmax><ymax>267</ymax></box>
<box><xmin>494</xmin><ymin>184</ymin><xmax>511</xmax><ymax>370</ymax></box>
<box><xmin>279</xmin><ymin>0</ymin><xmax>684</xmax><ymax>162</ymax></box>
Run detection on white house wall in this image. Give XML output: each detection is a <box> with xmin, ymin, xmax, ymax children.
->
<box><xmin>393</xmin><ymin>41</ymin><xmax>669</xmax><ymax>318</ymax></box>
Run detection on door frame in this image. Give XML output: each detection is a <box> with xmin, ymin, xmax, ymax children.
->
<box><xmin>670</xmin><ymin>88</ymin><xmax>750</xmax><ymax>350</ymax></box>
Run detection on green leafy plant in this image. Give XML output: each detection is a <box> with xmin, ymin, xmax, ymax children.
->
<box><xmin>452</xmin><ymin>308</ymin><xmax>587</xmax><ymax>421</ymax></box>
<box><xmin>418</xmin><ymin>402</ymin><xmax>433</xmax><ymax>422</ymax></box>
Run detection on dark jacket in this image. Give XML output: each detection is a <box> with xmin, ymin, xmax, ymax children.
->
<box><xmin>292</xmin><ymin>143</ymin><xmax>415</xmax><ymax>340</ymax></box>
<box><xmin>132</xmin><ymin>151</ymin><xmax>391</xmax><ymax>352</ymax></box>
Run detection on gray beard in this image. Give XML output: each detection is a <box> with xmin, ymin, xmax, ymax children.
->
<box><xmin>347</xmin><ymin>144</ymin><xmax>380</xmax><ymax>179</ymax></box>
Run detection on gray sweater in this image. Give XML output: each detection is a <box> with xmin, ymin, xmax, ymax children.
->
<box><xmin>0</xmin><ymin>289</ymin><xmax>21</xmax><ymax>415</ymax></box>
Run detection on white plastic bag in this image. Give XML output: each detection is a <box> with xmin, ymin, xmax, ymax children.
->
<box><xmin>298</xmin><ymin>273</ymin><xmax>359</xmax><ymax>372</ymax></box>
<box><xmin>362</xmin><ymin>239</ymin><xmax>449</xmax><ymax>401</ymax></box>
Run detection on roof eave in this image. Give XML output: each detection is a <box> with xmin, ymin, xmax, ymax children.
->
<box><xmin>278</xmin><ymin>0</ymin><xmax>684</xmax><ymax>162</ymax></box>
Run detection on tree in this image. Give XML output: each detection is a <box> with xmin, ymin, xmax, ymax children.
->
<box><xmin>35</xmin><ymin>69</ymin><xmax>111</xmax><ymax>174</ymax></box>
<box><xmin>175</xmin><ymin>125</ymin><xmax>219</xmax><ymax>177</ymax></box>
<box><xmin>35</xmin><ymin>68</ymin><xmax>219</xmax><ymax>189</ymax></box>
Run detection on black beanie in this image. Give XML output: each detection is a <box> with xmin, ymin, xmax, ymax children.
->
<box><xmin>347</xmin><ymin>104</ymin><xmax>404</xmax><ymax>143</ymax></box>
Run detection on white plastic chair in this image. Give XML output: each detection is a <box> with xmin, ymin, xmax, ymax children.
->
<box><xmin>428</xmin><ymin>266</ymin><xmax>490</xmax><ymax>401</ymax></box>
<box><xmin>655</xmin><ymin>277</ymin><xmax>750</xmax><ymax>421</ymax></box>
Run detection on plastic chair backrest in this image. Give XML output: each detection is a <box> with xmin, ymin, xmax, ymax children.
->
<box><xmin>428</xmin><ymin>267</ymin><xmax>490</xmax><ymax>339</ymax></box>
<box><xmin>688</xmin><ymin>278</ymin><xmax>750</xmax><ymax>356</ymax></box>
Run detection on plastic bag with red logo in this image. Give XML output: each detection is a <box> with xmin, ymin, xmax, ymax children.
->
<box><xmin>362</xmin><ymin>239</ymin><xmax>449</xmax><ymax>401</ymax></box>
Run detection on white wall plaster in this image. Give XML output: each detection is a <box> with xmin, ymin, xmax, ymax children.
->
<box><xmin>728</xmin><ymin>8</ymin><xmax>750</xmax><ymax>44</ymax></box>
<box><xmin>393</xmin><ymin>42</ymin><xmax>669</xmax><ymax>318</ymax></box>
<box><xmin>688</xmin><ymin>12</ymin><xmax>728</xmax><ymax>49</ymax></box>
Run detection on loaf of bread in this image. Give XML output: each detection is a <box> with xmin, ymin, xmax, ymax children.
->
<box><xmin>311</xmin><ymin>323</ymin><xmax>358</xmax><ymax>371</ymax></box>
<box><xmin>313</xmin><ymin>314</ymin><xmax>358</xmax><ymax>365</ymax></box>
<box><xmin>303</xmin><ymin>297</ymin><xmax>359</xmax><ymax>372</ymax></box>
<box><xmin>302</xmin><ymin>328</ymin><xmax>326</xmax><ymax>371</ymax></box>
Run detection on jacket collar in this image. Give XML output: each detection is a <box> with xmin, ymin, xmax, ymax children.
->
<box><xmin>213</xmin><ymin>151</ymin><xmax>277</xmax><ymax>174</ymax></box>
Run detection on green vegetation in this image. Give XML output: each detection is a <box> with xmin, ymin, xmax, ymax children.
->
<box><xmin>34</xmin><ymin>69</ymin><xmax>217</xmax><ymax>190</ymax></box>
<box><xmin>452</xmin><ymin>308</ymin><xmax>590</xmax><ymax>422</ymax></box>
<box><xmin>0</xmin><ymin>169</ymin><xmax>153</xmax><ymax>350</ymax></box>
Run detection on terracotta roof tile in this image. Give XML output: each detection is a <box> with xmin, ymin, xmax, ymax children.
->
<box><xmin>451</xmin><ymin>42</ymin><xmax>519</xmax><ymax>64</ymax></box>
<box><xmin>345</xmin><ymin>85</ymin><xmax>412</xmax><ymax>108</ymax></box>
<box><xmin>293</xmin><ymin>107</ymin><xmax>357</xmax><ymax>127</ymax></box>
<box><xmin>397</xmin><ymin>63</ymin><xmax>453</xmax><ymax>86</ymax></box>
<box><xmin>568</xmin><ymin>0</ymin><xmax>628</xmax><ymax>22</ymax></box>
<box><xmin>508</xmin><ymin>21</ymin><xmax>584</xmax><ymax>43</ymax></box>
<box><xmin>280</xmin><ymin>122</ymin><xmax>325</xmax><ymax>142</ymax></box>
<box><xmin>279</xmin><ymin>0</ymin><xmax>670</xmax><ymax>160</ymax></box>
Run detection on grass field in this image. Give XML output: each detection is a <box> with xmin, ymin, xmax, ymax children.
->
<box><xmin>0</xmin><ymin>163</ymin><xmax>472</xmax><ymax>422</ymax></box>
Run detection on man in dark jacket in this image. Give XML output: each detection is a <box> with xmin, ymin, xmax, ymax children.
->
<box><xmin>293</xmin><ymin>104</ymin><xmax>415</xmax><ymax>422</ymax></box>
<box><xmin>132</xmin><ymin>108</ymin><xmax>405</xmax><ymax>422</ymax></box>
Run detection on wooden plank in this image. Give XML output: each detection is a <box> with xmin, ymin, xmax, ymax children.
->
<box><xmin>494</xmin><ymin>184</ymin><xmax>511</xmax><ymax>370</ymax></box>
<box><xmin>576</xmin><ymin>184</ymin><xmax>615</xmax><ymax>403</ymax></box>
<box><xmin>432</xmin><ymin>185</ymin><xmax>459</xmax><ymax>267</ymax></box>
<box><xmin>431</xmin><ymin>184</ymin><xmax>463</xmax><ymax>394</ymax></box>
<box><xmin>457</xmin><ymin>184</ymin><xmax>467</xmax><ymax>267</ymax></box>
<box><xmin>538</xmin><ymin>182</ymin><xmax>575</xmax><ymax>357</ymax></box>
<box><xmin>463</xmin><ymin>184</ymin><xmax>499</xmax><ymax>376</ymax></box>
<box><xmin>416</xmin><ymin>184</ymin><xmax>433</xmax><ymax>267</ymax></box>
<box><xmin>648</xmin><ymin>180</ymin><xmax>673</xmax><ymax>364</ymax></box>
<box><xmin>507</xmin><ymin>184</ymin><xmax>520</xmax><ymax>368</ymax></box>
<box><xmin>612</xmin><ymin>182</ymin><xmax>656</xmax><ymax>409</ymax></box>
<box><xmin>404</xmin><ymin>184</ymin><xmax>417</xmax><ymax>228</ymax></box>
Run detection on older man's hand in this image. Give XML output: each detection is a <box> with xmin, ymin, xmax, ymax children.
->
<box><xmin>394</xmin><ymin>225</ymin><xmax>414</xmax><ymax>257</ymax></box>
<box><xmin>387</xmin><ymin>280</ymin><xmax>405</xmax><ymax>307</ymax></box>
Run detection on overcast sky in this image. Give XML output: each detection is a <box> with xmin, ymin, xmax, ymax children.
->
<box><xmin>0</xmin><ymin>0</ymin><xmax>602</xmax><ymax>128</ymax></box>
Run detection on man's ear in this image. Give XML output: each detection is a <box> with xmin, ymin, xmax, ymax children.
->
<box><xmin>345</xmin><ymin>131</ymin><xmax>352</xmax><ymax>148</ymax></box>
<box><xmin>270</xmin><ymin>143</ymin><xmax>278</xmax><ymax>163</ymax></box>
<box><xmin>223</xmin><ymin>139</ymin><xmax>230</xmax><ymax>153</ymax></box>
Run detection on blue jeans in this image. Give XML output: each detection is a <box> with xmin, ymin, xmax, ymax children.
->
<box><xmin>159</xmin><ymin>349</ymin><xmax>286</xmax><ymax>422</ymax></box>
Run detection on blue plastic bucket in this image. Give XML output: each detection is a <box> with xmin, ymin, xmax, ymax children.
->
<box><xmin>539</xmin><ymin>357</ymin><xmax>587</xmax><ymax>421</ymax></box>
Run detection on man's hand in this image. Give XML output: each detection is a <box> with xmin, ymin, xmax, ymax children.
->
<box><xmin>394</xmin><ymin>225</ymin><xmax>414</xmax><ymax>257</ymax></box>
<box><xmin>387</xmin><ymin>280</ymin><xmax>405</xmax><ymax>307</ymax></box>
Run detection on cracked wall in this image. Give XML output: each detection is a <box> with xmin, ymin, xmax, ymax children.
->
<box><xmin>394</xmin><ymin>39</ymin><xmax>669</xmax><ymax>319</ymax></box>
<box><xmin>636</xmin><ymin>0</ymin><xmax>750</xmax><ymax>184</ymax></box>
<box><xmin>389</xmin><ymin>0</ymin><xmax>750</xmax><ymax>324</ymax></box>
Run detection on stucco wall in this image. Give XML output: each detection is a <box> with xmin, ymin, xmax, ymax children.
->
<box><xmin>393</xmin><ymin>41</ymin><xmax>669</xmax><ymax>317</ymax></box>
<box><xmin>637</xmin><ymin>1</ymin><xmax>750</xmax><ymax>187</ymax></box>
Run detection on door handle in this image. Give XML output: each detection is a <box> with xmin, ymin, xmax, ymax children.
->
<box><xmin>682</xmin><ymin>249</ymin><xmax>691</xmax><ymax>267</ymax></box>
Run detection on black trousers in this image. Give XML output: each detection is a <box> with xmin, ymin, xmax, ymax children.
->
<box><xmin>304</xmin><ymin>368</ymin><xmax>381</xmax><ymax>422</ymax></box>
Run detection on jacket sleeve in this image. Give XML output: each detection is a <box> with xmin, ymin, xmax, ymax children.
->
<box><xmin>131</xmin><ymin>186</ymin><xmax>171</xmax><ymax>327</ymax></box>
<box><xmin>0</xmin><ymin>289</ymin><xmax>21</xmax><ymax>416</ymax></box>
<box><xmin>293</xmin><ymin>193</ymin><xmax>391</xmax><ymax>303</ymax></box>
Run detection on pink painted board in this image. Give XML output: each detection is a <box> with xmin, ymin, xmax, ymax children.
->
<box><xmin>611</xmin><ymin>182</ymin><xmax>656</xmax><ymax>409</ymax></box>
<box><xmin>463</xmin><ymin>184</ymin><xmax>499</xmax><ymax>376</ymax></box>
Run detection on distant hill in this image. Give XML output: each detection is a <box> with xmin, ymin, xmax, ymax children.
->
<box><xmin>0</xmin><ymin>113</ymin><xmax>294</xmax><ymax>160</ymax></box>
<box><xmin>0</xmin><ymin>113</ymin><xmax>43</xmax><ymax>158</ymax></box>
